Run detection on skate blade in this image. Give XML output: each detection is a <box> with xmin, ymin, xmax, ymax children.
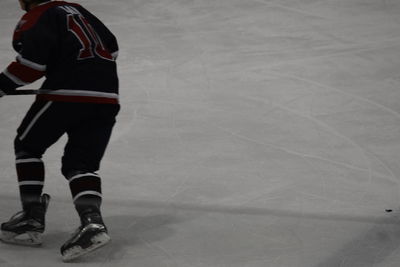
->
<box><xmin>0</xmin><ymin>231</ymin><xmax>42</xmax><ymax>246</ymax></box>
<box><xmin>62</xmin><ymin>232</ymin><xmax>111</xmax><ymax>262</ymax></box>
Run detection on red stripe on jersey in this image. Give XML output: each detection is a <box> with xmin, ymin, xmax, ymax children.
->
<box><xmin>36</xmin><ymin>94</ymin><xmax>119</xmax><ymax>104</ymax></box>
<box><xmin>7</xmin><ymin>62</ymin><xmax>45</xmax><ymax>83</ymax></box>
<box><xmin>14</xmin><ymin>1</ymin><xmax>73</xmax><ymax>40</ymax></box>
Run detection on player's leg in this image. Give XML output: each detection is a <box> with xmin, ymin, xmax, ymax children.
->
<box><xmin>60</xmin><ymin>103</ymin><xmax>119</xmax><ymax>261</ymax></box>
<box><xmin>1</xmin><ymin>100</ymin><xmax>68</xmax><ymax>245</ymax></box>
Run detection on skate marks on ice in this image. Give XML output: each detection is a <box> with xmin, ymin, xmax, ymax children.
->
<box><xmin>0</xmin><ymin>257</ymin><xmax>12</xmax><ymax>267</ymax></box>
<box><xmin>100</xmin><ymin>212</ymin><xmax>181</xmax><ymax>265</ymax></box>
<box><xmin>108</xmin><ymin>197</ymin><xmax>400</xmax><ymax>225</ymax></box>
<box><xmin>314</xmin><ymin>211</ymin><xmax>400</xmax><ymax>267</ymax></box>
<box><xmin>105</xmin><ymin>200</ymin><xmax>400</xmax><ymax>267</ymax></box>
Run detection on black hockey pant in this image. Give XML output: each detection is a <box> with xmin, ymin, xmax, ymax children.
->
<box><xmin>14</xmin><ymin>100</ymin><xmax>120</xmax><ymax>213</ymax></box>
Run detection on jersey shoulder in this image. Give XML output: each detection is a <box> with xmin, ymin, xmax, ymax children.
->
<box><xmin>14</xmin><ymin>1</ymin><xmax>69</xmax><ymax>40</ymax></box>
<box><xmin>16</xmin><ymin>2</ymin><xmax>68</xmax><ymax>31</ymax></box>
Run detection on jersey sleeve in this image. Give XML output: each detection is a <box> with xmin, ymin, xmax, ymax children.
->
<box><xmin>0</xmin><ymin>14</ymin><xmax>56</xmax><ymax>92</ymax></box>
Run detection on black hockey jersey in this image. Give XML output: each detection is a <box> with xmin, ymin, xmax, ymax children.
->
<box><xmin>0</xmin><ymin>1</ymin><xmax>119</xmax><ymax>104</ymax></box>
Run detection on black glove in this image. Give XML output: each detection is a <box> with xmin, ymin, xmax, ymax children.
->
<box><xmin>0</xmin><ymin>72</ymin><xmax>19</xmax><ymax>96</ymax></box>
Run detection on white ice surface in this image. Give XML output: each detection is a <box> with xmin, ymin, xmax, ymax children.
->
<box><xmin>2</xmin><ymin>0</ymin><xmax>400</xmax><ymax>266</ymax></box>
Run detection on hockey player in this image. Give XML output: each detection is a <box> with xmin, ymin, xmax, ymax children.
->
<box><xmin>0</xmin><ymin>0</ymin><xmax>120</xmax><ymax>261</ymax></box>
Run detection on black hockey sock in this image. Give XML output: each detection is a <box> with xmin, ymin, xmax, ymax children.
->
<box><xmin>16</xmin><ymin>157</ymin><xmax>45</xmax><ymax>211</ymax></box>
<box><xmin>75</xmin><ymin>195</ymin><xmax>102</xmax><ymax>218</ymax></box>
<box><xmin>67</xmin><ymin>172</ymin><xmax>102</xmax><ymax>218</ymax></box>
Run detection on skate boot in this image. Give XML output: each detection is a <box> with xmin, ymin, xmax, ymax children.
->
<box><xmin>0</xmin><ymin>194</ymin><xmax>50</xmax><ymax>246</ymax></box>
<box><xmin>61</xmin><ymin>211</ymin><xmax>110</xmax><ymax>262</ymax></box>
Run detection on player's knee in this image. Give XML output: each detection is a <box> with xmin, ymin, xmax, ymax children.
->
<box><xmin>62</xmin><ymin>168</ymin><xmax>96</xmax><ymax>180</ymax></box>
<box><xmin>62</xmin><ymin>168</ymin><xmax>78</xmax><ymax>179</ymax></box>
<box><xmin>61</xmin><ymin>158</ymin><xmax>99</xmax><ymax>179</ymax></box>
<box><xmin>14</xmin><ymin>136</ymin><xmax>24</xmax><ymax>153</ymax></box>
<box><xmin>14</xmin><ymin>136</ymin><xmax>42</xmax><ymax>159</ymax></box>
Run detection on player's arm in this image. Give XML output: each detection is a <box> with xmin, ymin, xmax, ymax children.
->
<box><xmin>0</xmin><ymin>54</ymin><xmax>47</xmax><ymax>93</ymax></box>
<box><xmin>0</xmin><ymin>15</ymin><xmax>56</xmax><ymax>96</ymax></box>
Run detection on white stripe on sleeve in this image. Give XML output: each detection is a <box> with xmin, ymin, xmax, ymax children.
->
<box><xmin>17</xmin><ymin>55</ymin><xmax>47</xmax><ymax>71</ymax></box>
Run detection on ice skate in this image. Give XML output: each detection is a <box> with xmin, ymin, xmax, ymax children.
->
<box><xmin>0</xmin><ymin>194</ymin><xmax>50</xmax><ymax>246</ymax></box>
<box><xmin>61</xmin><ymin>211</ymin><xmax>110</xmax><ymax>262</ymax></box>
